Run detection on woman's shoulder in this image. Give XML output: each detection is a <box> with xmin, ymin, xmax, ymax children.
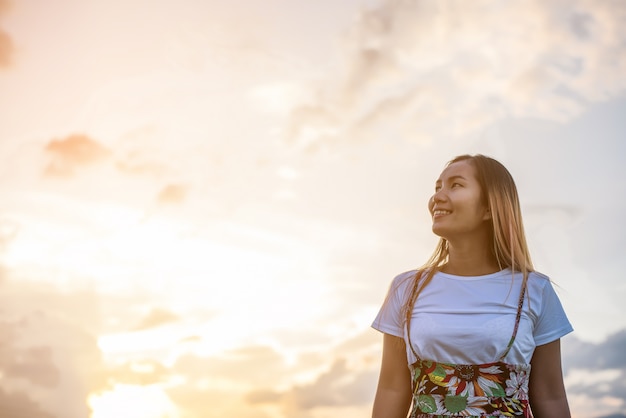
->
<box><xmin>528</xmin><ymin>270</ymin><xmax>550</xmax><ymax>280</ymax></box>
<box><xmin>526</xmin><ymin>270</ymin><xmax>555</xmax><ymax>292</ymax></box>
<box><xmin>388</xmin><ymin>269</ymin><xmax>419</xmax><ymax>292</ymax></box>
<box><xmin>393</xmin><ymin>269</ymin><xmax>420</xmax><ymax>281</ymax></box>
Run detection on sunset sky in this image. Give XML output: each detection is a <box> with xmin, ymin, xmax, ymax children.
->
<box><xmin>1</xmin><ymin>1</ymin><xmax>625</xmax><ymax>417</ymax></box>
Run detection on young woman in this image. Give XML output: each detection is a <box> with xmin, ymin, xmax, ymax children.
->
<box><xmin>372</xmin><ymin>155</ymin><xmax>572</xmax><ymax>418</ymax></box>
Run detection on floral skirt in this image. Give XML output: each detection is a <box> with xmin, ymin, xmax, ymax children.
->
<box><xmin>409</xmin><ymin>359</ymin><xmax>531</xmax><ymax>417</ymax></box>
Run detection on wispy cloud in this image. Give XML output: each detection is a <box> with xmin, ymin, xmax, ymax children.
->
<box><xmin>133</xmin><ymin>308</ymin><xmax>181</xmax><ymax>331</ymax></box>
<box><xmin>106</xmin><ymin>360</ymin><xmax>169</xmax><ymax>386</ymax></box>
<box><xmin>287</xmin><ymin>0</ymin><xmax>626</xmax><ymax>146</ymax></box>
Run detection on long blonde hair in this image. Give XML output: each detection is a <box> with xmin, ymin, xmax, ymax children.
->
<box><xmin>402</xmin><ymin>154</ymin><xmax>534</xmax><ymax>328</ymax></box>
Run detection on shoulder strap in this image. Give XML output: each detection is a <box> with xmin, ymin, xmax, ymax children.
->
<box><xmin>498</xmin><ymin>275</ymin><xmax>527</xmax><ymax>361</ymax></box>
<box><xmin>406</xmin><ymin>271</ymin><xmax>422</xmax><ymax>363</ymax></box>
<box><xmin>406</xmin><ymin>270</ymin><xmax>528</xmax><ymax>363</ymax></box>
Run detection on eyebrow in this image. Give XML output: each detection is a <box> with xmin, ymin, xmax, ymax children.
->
<box><xmin>436</xmin><ymin>175</ymin><xmax>467</xmax><ymax>183</ymax></box>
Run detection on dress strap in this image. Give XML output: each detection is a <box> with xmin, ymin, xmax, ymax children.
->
<box><xmin>406</xmin><ymin>271</ymin><xmax>529</xmax><ymax>364</ymax></box>
<box><xmin>406</xmin><ymin>271</ymin><xmax>422</xmax><ymax>364</ymax></box>
<box><xmin>498</xmin><ymin>275</ymin><xmax>527</xmax><ymax>361</ymax></box>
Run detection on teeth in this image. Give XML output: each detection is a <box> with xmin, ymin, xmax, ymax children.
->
<box><xmin>434</xmin><ymin>210</ymin><xmax>451</xmax><ymax>215</ymax></box>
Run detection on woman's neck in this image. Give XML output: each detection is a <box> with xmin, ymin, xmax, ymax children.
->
<box><xmin>441</xmin><ymin>237</ymin><xmax>500</xmax><ymax>277</ymax></box>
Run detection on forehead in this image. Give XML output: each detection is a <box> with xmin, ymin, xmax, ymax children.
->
<box><xmin>437</xmin><ymin>160</ymin><xmax>477</xmax><ymax>181</ymax></box>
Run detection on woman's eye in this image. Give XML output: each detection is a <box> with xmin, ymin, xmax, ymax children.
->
<box><xmin>451</xmin><ymin>183</ymin><xmax>461</xmax><ymax>188</ymax></box>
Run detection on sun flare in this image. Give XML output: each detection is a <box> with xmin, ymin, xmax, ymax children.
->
<box><xmin>89</xmin><ymin>384</ymin><xmax>180</xmax><ymax>418</ymax></box>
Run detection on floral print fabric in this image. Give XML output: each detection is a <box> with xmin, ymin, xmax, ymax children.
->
<box><xmin>409</xmin><ymin>358</ymin><xmax>531</xmax><ymax>417</ymax></box>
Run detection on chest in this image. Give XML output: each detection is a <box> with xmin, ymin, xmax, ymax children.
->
<box><xmin>405</xmin><ymin>279</ymin><xmax>535</xmax><ymax>363</ymax></box>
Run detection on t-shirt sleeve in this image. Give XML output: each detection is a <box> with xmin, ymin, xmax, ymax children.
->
<box><xmin>533</xmin><ymin>278</ymin><xmax>574</xmax><ymax>346</ymax></box>
<box><xmin>371</xmin><ymin>271</ymin><xmax>414</xmax><ymax>338</ymax></box>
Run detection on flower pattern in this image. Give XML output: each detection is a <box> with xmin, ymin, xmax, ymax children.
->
<box><xmin>409</xmin><ymin>359</ymin><xmax>531</xmax><ymax>417</ymax></box>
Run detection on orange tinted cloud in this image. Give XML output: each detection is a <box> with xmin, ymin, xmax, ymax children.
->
<box><xmin>156</xmin><ymin>184</ymin><xmax>188</xmax><ymax>204</ymax></box>
<box><xmin>107</xmin><ymin>360</ymin><xmax>170</xmax><ymax>386</ymax></box>
<box><xmin>0</xmin><ymin>388</ymin><xmax>56</xmax><ymax>418</ymax></box>
<box><xmin>2</xmin><ymin>346</ymin><xmax>59</xmax><ymax>388</ymax></box>
<box><xmin>0</xmin><ymin>0</ymin><xmax>12</xmax><ymax>67</ymax></box>
<box><xmin>133</xmin><ymin>308</ymin><xmax>180</xmax><ymax>331</ymax></box>
<box><xmin>173</xmin><ymin>345</ymin><xmax>286</xmax><ymax>385</ymax></box>
<box><xmin>0</xmin><ymin>29</ymin><xmax>11</xmax><ymax>67</ymax></box>
<box><xmin>247</xmin><ymin>358</ymin><xmax>376</xmax><ymax>414</ymax></box>
<box><xmin>0</xmin><ymin>279</ymin><xmax>107</xmax><ymax>418</ymax></box>
<box><xmin>115</xmin><ymin>137</ymin><xmax>170</xmax><ymax>177</ymax></box>
<box><xmin>167</xmin><ymin>386</ymin><xmax>271</xmax><ymax>418</ymax></box>
<box><xmin>44</xmin><ymin>134</ymin><xmax>110</xmax><ymax>177</ymax></box>
<box><xmin>115</xmin><ymin>157</ymin><xmax>169</xmax><ymax>177</ymax></box>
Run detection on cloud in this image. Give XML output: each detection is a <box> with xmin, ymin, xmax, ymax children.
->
<box><xmin>0</xmin><ymin>217</ymin><xmax>18</xmax><ymax>249</ymax></box>
<box><xmin>0</xmin><ymin>0</ymin><xmax>12</xmax><ymax>68</ymax></box>
<box><xmin>44</xmin><ymin>134</ymin><xmax>111</xmax><ymax>177</ymax></box>
<box><xmin>288</xmin><ymin>358</ymin><xmax>376</xmax><ymax>409</ymax></box>
<box><xmin>178</xmin><ymin>335</ymin><xmax>202</xmax><ymax>343</ymax></box>
<box><xmin>0</xmin><ymin>29</ymin><xmax>11</xmax><ymax>67</ymax></box>
<box><xmin>133</xmin><ymin>308</ymin><xmax>181</xmax><ymax>331</ymax></box>
<box><xmin>165</xmin><ymin>346</ymin><xmax>290</xmax><ymax>417</ymax></box>
<box><xmin>168</xmin><ymin>386</ymin><xmax>272</xmax><ymax>418</ymax></box>
<box><xmin>115</xmin><ymin>156</ymin><xmax>170</xmax><ymax>177</ymax></box>
<box><xmin>247</xmin><ymin>357</ymin><xmax>377</xmax><ymax>416</ymax></box>
<box><xmin>576</xmin><ymin>371</ymin><xmax>626</xmax><ymax>404</ymax></box>
<box><xmin>106</xmin><ymin>360</ymin><xmax>170</xmax><ymax>386</ymax></box>
<box><xmin>106</xmin><ymin>335</ymin><xmax>372</xmax><ymax>416</ymax></box>
<box><xmin>173</xmin><ymin>345</ymin><xmax>287</xmax><ymax>386</ymax></box>
<box><xmin>564</xmin><ymin>330</ymin><xmax>626</xmax><ymax>371</ymax></box>
<box><xmin>0</xmin><ymin>278</ymin><xmax>107</xmax><ymax>418</ymax></box>
<box><xmin>286</xmin><ymin>0</ymin><xmax>626</xmax><ymax>147</ymax></box>
<box><xmin>0</xmin><ymin>310</ymin><xmax>105</xmax><ymax>418</ymax></box>
<box><xmin>563</xmin><ymin>330</ymin><xmax>626</xmax><ymax>413</ymax></box>
<box><xmin>113</xmin><ymin>125</ymin><xmax>174</xmax><ymax>178</ymax></box>
<box><xmin>156</xmin><ymin>184</ymin><xmax>188</xmax><ymax>205</ymax></box>
<box><xmin>0</xmin><ymin>388</ymin><xmax>56</xmax><ymax>418</ymax></box>
<box><xmin>0</xmin><ymin>345</ymin><xmax>60</xmax><ymax>388</ymax></box>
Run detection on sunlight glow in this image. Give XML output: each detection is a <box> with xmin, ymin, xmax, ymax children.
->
<box><xmin>89</xmin><ymin>384</ymin><xmax>180</xmax><ymax>418</ymax></box>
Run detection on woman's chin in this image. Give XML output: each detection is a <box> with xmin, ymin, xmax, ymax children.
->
<box><xmin>431</xmin><ymin>225</ymin><xmax>449</xmax><ymax>239</ymax></box>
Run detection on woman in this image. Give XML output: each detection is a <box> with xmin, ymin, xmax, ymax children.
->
<box><xmin>371</xmin><ymin>154</ymin><xmax>572</xmax><ymax>417</ymax></box>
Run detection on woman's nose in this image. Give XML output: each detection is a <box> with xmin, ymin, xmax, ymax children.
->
<box><xmin>430</xmin><ymin>192</ymin><xmax>444</xmax><ymax>211</ymax></box>
<box><xmin>432</xmin><ymin>190</ymin><xmax>446</xmax><ymax>204</ymax></box>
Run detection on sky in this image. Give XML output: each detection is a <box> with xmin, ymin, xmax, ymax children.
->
<box><xmin>0</xmin><ymin>0</ymin><xmax>625</xmax><ymax>417</ymax></box>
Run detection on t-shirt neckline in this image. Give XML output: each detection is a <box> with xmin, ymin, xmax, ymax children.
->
<box><xmin>436</xmin><ymin>268</ymin><xmax>513</xmax><ymax>281</ymax></box>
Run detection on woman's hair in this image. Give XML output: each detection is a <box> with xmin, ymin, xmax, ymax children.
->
<box><xmin>401</xmin><ymin>154</ymin><xmax>534</xmax><ymax>328</ymax></box>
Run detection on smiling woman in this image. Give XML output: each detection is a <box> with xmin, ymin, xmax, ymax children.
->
<box><xmin>372</xmin><ymin>155</ymin><xmax>573</xmax><ymax>418</ymax></box>
<box><xmin>2</xmin><ymin>0</ymin><xmax>625</xmax><ymax>416</ymax></box>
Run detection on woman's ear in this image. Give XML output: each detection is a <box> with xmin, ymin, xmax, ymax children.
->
<box><xmin>482</xmin><ymin>207</ymin><xmax>491</xmax><ymax>221</ymax></box>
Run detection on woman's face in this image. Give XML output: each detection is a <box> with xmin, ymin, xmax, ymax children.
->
<box><xmin>428</xmin><ymin>160</ymin><xmax>491</xmax><ymax>240</ymax></box>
